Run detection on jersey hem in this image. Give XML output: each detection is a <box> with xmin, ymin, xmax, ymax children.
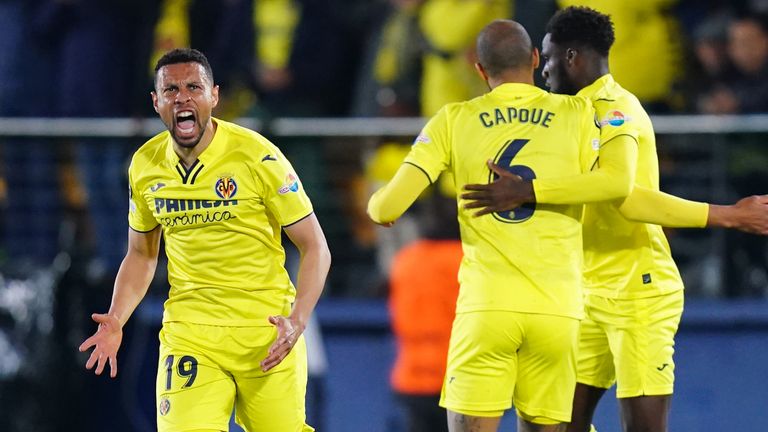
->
<box><xmin>283</xmin><ymin>210</ymin><xmax>313</xmax><ymax>227</ymax></box>
<box><xmin>403</xmin><ymin>161</ymin><xmax>434</xmax><ymax>184</ymax></box>
<box><xmin>129</xmin><ymin>223</ymin><xmax>160</xmax><ymax>233</ymax></box>
<box><xmin>584</xmin><ymin>285</ymin><xmax>683</xmax><ymax>300</ymax></box>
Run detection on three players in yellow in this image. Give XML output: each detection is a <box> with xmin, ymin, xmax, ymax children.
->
<box><xmin>79</xmin><ymin>48</ymin><xmax>330</xmax><ymax>431</ymax></box>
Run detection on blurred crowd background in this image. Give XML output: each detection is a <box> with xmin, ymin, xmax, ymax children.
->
<box><xmin>1</xmin><ymin>0</ymin><xmax>768</xmax><ymax>431</ymax></box>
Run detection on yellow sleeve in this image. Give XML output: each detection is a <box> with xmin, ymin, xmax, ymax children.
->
<box><xmin>127</xmin><ymin>163</ymin><xmax>160</xmax><ymax>232</ymax></box>
<box><xmin>367</xmin><ymin>163</ymin><xmax>432</xmax><ymax>224</ymax></box>
<box><xmin>617</xmin><ymin>185</ymin><xmax>709</xmax><ymax>227</ymax></box>
<box><xmin>254</xmin><ymin>144</ymin><xmax>313</xmax><ymax>226</ymax></box>
<box><xmin>532</xmin><ymin>134</ymin><xmax>637</xmax><ymax>204</ymax></box>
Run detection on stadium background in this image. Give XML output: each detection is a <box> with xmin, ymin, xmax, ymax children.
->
<box><xmin>1</xmin><ymin>0</ymin><xmax>767</xmax><ymax>430</ymax></box>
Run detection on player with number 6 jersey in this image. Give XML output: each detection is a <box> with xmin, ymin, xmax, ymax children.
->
<box><xmin>368</xmin><ymin>20</ymin><xmax>634</xmax><ymax>432</ymax></box>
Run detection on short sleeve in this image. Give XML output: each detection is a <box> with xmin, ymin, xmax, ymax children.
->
<box><xmin>403</xmin><ymin>106</ymin><xmax>452</xmax><ymax>183</ymax></box>
<box><xmin>127</xmin><ymin>163</ymin><xmax>159</xmax><ymax>232</ymax></box>
<box><xmin>255</xmin><ymin>145</ymin><xmax>314</xmax><ymax>226</ymax></box>
<box><xmin>593</xmin><ymin>97</ymin><xmax>642</xmax><ymax>145</ymax></box>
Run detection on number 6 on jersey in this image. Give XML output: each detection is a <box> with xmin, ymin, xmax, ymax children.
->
<box><xmin>490</xmin><ymin>138</ymin><xmax>537</xmax><ymax>223</ymax></box>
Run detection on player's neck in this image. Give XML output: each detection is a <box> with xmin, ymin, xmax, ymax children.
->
<box><xmin>581</xmin><ymin>58</ymin><xmax>610</xmax><ymax>89</ymax></box>
<box><xmin>174</xmin><ymin>120</ymin><xmax>217</xmax><ymax>168</ymax></box>
<box><xmin>489</xmin><ymin>70</ymin><xmax>534</xmax><ymax>89</ymax></box>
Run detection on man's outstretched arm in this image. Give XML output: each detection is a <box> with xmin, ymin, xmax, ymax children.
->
<box><xmin>367</xmin><ymin>162</ymin><xmax>433</xmax><ymax>225</ymax></box>
<box><xmin>78</xmin><ymin>226</ymin><xmax>161</xmax><ymax>378</ymax></box>
<box><xmin>461</xmin><ymin>135</ymin><xmax>637</xmax><ymax>216</ymax></box>
<box><xmin>618</xmin><ymin>185</ymin><xmax>768</xmax><ymax>234</ymax></box>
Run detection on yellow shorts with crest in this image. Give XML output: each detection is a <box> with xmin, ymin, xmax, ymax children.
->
<box><xmin>156</xmin><ymin>321</ymin><xmax>314</xmax><ymax>432</ymax></box>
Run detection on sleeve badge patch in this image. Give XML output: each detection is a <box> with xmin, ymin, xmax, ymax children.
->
<box><xmin>599</xmin><ymin>110</ymin><xmax>632</xmax><ymax>127</ymax></box>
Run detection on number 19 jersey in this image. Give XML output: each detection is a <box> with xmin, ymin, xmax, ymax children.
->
<box><xmin>405</xmin><ymin>83</ymin><xmax>598</xmax><ymax>319</ymax></box>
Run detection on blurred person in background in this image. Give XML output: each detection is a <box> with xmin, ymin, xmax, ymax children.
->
<box><xmin>418</xmin><ymin>0</ymin><xmax>511</xmax><ymax>115</ymax></box>
<box><xmin>389</xmin><ymin>191</ymin><xmax>461</xmax><ymax>432</ymax></box>
<box><xmin>352</xmin><ymin>0</ymin><xmax>425</xmax><ymax>117</ymax></box>
<box><xmin>698</xmin><ymin>13</ymin><xmax>768</xmax><ymax>113</ymax></box>
<box><xmin>558</xmin><ymin>0</ymin><xmax>685</xmax><ymax>112</ymax></box>
<box><xmin>78</xmin><ymin>48</ymin><xmax>330</xmax><ymax>431</ymax></box>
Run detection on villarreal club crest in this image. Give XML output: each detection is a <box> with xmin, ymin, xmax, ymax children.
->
<box><xmin>215</xmin><ymin>175</ymin><xmax>238</xmax><ymax>199</ymax></box>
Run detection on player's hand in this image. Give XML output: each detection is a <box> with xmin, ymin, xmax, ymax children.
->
<box><xmin>731</xmin><ymin>195</ymin><xmax>768</xmax><ymax>235</ymax></box>
<box><xmin>78</xmin><ymin>313</ymin><xmax>123</xmax><ymax>378</ymax></box>
<box><xmin>261</xmin><ymin>315</ymin><xmax>304</xmax><ymax>372</ymax></box>
<box><xmin>461</xmin><ymin>160</ymin><xmax>534</xmax><ymax>216</ymax></box>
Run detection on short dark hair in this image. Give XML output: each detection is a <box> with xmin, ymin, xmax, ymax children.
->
<box><xmin>546</xmin><ymin>6</ymin><xmax>615</xmax><ymax>57</ymax></box>
<box><xmin>154</xmin><ymin>48</ymin><xmax>214</xmax><ymax>84</ymax></box>
<box><xmin>477</xmin><ymin>20</ymin><xmax>534</xmax><ymax>77</ymax></box>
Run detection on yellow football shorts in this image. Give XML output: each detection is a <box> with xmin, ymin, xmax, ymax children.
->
<box><xmin>156</xmin><ymin>321</ymin><xmax>314</xmax><ymax>432</ymax></box>
<box><xmin>440</xmin><ymin>311</ymin><xmax>580</xmax><ymax>424</ymax></box>
<box><xmin>576</xmin><ymin>290</ymin><xmax>684</xmax><ymax>398</ymax></box>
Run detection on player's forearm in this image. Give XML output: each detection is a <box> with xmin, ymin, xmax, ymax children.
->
<box><xmin>532</xmin><ymin>135</ymin><xmax>637</xmax><ymax>205</ymax></box>
<box><xmin>367</xmin><ymin>163</ymin><xmax>432</xmax><ymax>224</ymax></box>
<box><xmin>108</xmin><ymin>251</ymin><xmax>158</xmax><ymax>328</ymax></box>
<box><xmin>289</xmin><ymin>242</ymin><xmax>331</xmax><ymax>330</ymax></box>
<box><xmin>617</xmin><ymin>185</ymin><xmax>709</xmax><ymax>227</ymax></box>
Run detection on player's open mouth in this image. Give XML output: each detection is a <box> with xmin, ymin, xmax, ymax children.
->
<box><xmin>175</xmin><ymin>110</ymin><xmax>197</xmax><ymax>137</ymax></box>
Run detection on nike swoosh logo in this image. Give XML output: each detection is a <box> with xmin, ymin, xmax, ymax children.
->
<box><xmin>262</xmin><ymin>155</ymin><xmax>277</xmax><ymax>162</ymax></box>
<box><xmin>657</xmin><ymin>364</ymin><xmax>669</xmax><ymax>371</ymax></box>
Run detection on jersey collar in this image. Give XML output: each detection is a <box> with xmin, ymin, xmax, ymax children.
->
<box><xmin>576</xmin><ymin>73</ymin><xmax>615</xmax><ymax>99</ymax></box>
<box><xmin>164</xmin><ymin>117</ymin><xmax>228</xmax><ymax>166</ymax></box>
<box><xmin>489</xmin><ymin>82</ymin><xmax>546</xmax><ymax>99</ymax></box>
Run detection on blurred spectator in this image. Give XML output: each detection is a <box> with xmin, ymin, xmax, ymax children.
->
<box><xmin>698</xmin><ymin>13</ymin><xmax>768</xmax><ymax>113</ymax></box>
<box><xmin>32</xmin><ymin>0</ymin><xmax>159</xmax><ymax>278</ymax></box>
<box><xmin>389</xmin><ymin>192</ymin><xmax>461</xmax><ymax>432</ymax></box>
<box><xmin>559</xmin><ymin>0</ymin><xmax>684</xmax><ymax>112</ymax></box>
<box><xmin>418</xmin><ymin>0</ymin><xmax>511</xmax><ymax>115</ymax></box>
<box><xmin>352</xmin><ymin>0</ymin><xmax>425</xmax><ymax>117</ymax></box>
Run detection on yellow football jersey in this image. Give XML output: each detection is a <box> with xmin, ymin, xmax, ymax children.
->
<box><xmin>128</xmin><ymin>118</ymin><xmax>313</xmax><ymax>326</ymax></box>
<box><xmin>579</xmin><ymin>74</ymin><xmax>683</xmax><ymax>299</ymax></box>
<box><xmin>406</xmin><ymin>83</ymin><xmax>598</xmax><ymax>319</ymax></box>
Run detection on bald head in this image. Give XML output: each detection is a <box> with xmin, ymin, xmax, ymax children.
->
<box><xmin>476</xmin><ymin>20</ymin><xmax>534</xmax><ymax>78</ymax></box>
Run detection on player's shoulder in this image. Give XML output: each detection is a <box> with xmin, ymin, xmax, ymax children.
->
<box><xmin>216</xmin><ymin>118</ymin><xmax>280</xmax><ymax>159</ymax></box>
<box><xmin>131</xmin><ymin>130</ymin><xmax>170</xmax><ymax>171</ymax></box>
<box><xmin>548</xmin><ymin>92</ymin><xmax>592</xmax><ymax>111</ymax></box>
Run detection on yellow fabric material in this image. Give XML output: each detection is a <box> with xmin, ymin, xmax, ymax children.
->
<box><xmin>151</xmin><ymin>0</ymin><xmax>191</xmax><ymax>74</ymax></box>
<box><xmin>418</xmin><ymin>0</ymin><xmax>511</xmax><ymax>115</ymax></box>
<box><xmin>157</xmin><ymin>323</ymin><xmax>312</xmax><ymax>431</ymax></box>
<box><xmin>374</xmin><ymin>6</ymin><xmax>420</xmax><ymax>84</ymax></box>
<box><xmin>618</xmin><ymin>185</ymin><xmax>709</xmax><ymax>227</ymax></box>
<box><xmin>254</xmin><ymin>0</ymin><xmax>300</xmax><ymax>69</ymax></box>
<box><xmin>576</xmin><ymin>291</ymin><xmax>683</xmax><ymax>398</ymax></box>
<box><xmin>400</xmin><ymin>83</ymin><xmax>599</xmax><ymax>318</ymax></box>
<box><xmin>128</xmin><ymin>119</ymin><xmax>314</xmax><ymax>326</ymax></box>
<box><xmin>532</xmin><ymin>134</ymin><xmax>636</xmax><ymax>204</ymax></box>
<box><xmin>578</xmin><ymin>74</ymin><xmax>684</xmax><ymax>299</ymax></box>
<box><xmin>440</xmin><ymin>311</ymin><xmax>579</xmax><ymax>422</ymax></box>
<box><xmin>557</xmin><ymin>0</ymin><xmax>681</xmax><ymax>103</ymax></box>
<box><xmin>367</xmin><ymin>163</ymin><xmax>432</xmax><ymax>224</ymax></box>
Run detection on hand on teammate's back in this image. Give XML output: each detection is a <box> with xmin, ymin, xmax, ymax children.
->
<box><xmin>461</xmin><ymin>160</ymin><xmax>533</xmax><ymax>216</ymax></box>
<box><xmin>78</xmin><ymin>313</ymin><xmax>123</xmax><ymax>378</ymax></box>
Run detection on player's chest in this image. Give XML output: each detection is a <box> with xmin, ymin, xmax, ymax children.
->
<box><xmin>139</xmin><ymin>160</ymin><xmax>262</xmax><ymax>225</ymax></box>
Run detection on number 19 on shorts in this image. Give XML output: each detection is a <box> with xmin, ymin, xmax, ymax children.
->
<box><xmin>164</xmin><ymin>355</ymin><xmax>198</xmax><ymax>390</ymax></box>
